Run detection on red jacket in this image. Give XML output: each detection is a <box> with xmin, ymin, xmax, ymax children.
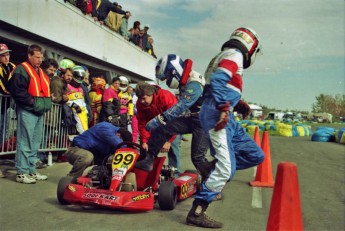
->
<box><xmin>136</xmin><ymin>86</ymin><xmax>177</xmax><ymax>143</ymax></box>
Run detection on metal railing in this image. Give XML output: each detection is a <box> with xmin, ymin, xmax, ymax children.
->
<box><xmin>0</xmin><ymin>95</ymin><xmax>72</xmax><ymax>155</ymax></box>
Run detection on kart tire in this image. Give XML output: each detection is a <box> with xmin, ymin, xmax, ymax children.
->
<box><xmin>158</xmin><ymin>181</ymin><xmax>177</xmax><ymax>210</ymax></box>
<box><xmin>184</xmin><ymin>170</ymin><xmax>202</xmax><ymax>192</ymax></box>
<box><xmin>57</xmin><ymin>176</ymin><xmax>76</xmax><ymax>205</ymax></box>
<box><xmin>121</xmin><ymin>172</ymin><xmax>137</xmax><ymax>192</ymax></box>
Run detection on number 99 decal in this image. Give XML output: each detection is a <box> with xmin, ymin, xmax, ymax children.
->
<box><xmin>181</xmin><ymin>183</ymin><xmax>189</xmax><ymax>199</ymax></box>
<box><xmin>112</xmin><ymin>152</ymin><xmax>135</xmax><ymax>169</ymax></box>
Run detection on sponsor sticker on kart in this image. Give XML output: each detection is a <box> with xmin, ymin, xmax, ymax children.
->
<box><xmin>68</xmin><ymin>185</ymin><xmax>76</xmax><ymax>192</ymax></box>
<box><xmin>82</xmin><ymin>193</ymin><xmax>118</xmax><ymax>201</ymax></box>
<box><xmin>132</xmin><ymin>194</ymin><xmax>151</xmax><ymax>201</ymax></box>
<box><xmin>177</xmin><ymin>175</ymin><xmax>192</xmax><ymax>181</ymax></box>
<box><xmin>112</xmin><ymin>168</ymin><xmax>127</xmax><ymax>181</ymax></box>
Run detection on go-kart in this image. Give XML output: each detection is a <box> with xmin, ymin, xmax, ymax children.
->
<box><xmin>57</xmin><ymin>142</ymin><xmax>201</xmax><ymax>212</ymax></box>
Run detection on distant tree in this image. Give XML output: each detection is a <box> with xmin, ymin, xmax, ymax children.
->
<box><xmin>312</xmin><ymin>94</ymin><xmax>345</xmax><ymax>116</ymax></box>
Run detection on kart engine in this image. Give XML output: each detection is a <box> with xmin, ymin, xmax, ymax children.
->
<box><xmin>86</xmin><ymin>166</ymin><xmax>111</xmax><ymax>189</ymax></box>
<box><xmin>160</xmin><ymin>165</ymin><xmax>176</xmax><ymax>181</ymax></box>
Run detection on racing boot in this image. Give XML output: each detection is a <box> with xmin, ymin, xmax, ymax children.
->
<box><xmin>134</xmin><ymin>152</ymin><xmax>154</xmax><ymax>171</ymax></box>
<box><xmin>195</xmin><ymin>159</ymin><xmax>217</xmax><ymax>181</ymax></box>
<box><xmin>186</xmin><ymin>199</ymin><xmax>223</xmax><ymax>228</ymax></box>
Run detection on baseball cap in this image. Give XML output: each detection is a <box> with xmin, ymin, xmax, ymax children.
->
<box><xmin>145</xmin><ymin>24</ymin><xmax>150</xmax><ymax>28</ymax></box>
<box><xmin>0</xmin><ymin>44</ymin><xmax>11</xmax><ymax>55</ymax></box>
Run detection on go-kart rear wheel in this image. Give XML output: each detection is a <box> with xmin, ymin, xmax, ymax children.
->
<box><xmin>121</xmin><ymin>172</ymin><xmax>137</xmax><ymax>192</ymax></box>
<box><xmin>158</xmin><ymin>181</ymin><xmax>177</xmax><ymax>210</ymax></box>
<box><xmin>57</xmin><ymin>176</ymin><xmax>76</xmax><ymax>205</ymax></box>
<box><xmin>184</xmin><ymin>170</ymin><xmax>202</xmax><ymax>192</ymax></box>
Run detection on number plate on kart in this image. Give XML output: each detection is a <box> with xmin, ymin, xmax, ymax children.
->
<box><xmin>112</xmin><ymin>151</ymin><xmax>136</xmax><ymax>180</ymax></box>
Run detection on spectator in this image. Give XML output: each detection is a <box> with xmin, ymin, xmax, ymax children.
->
<box><xmin>80</xmin><ymin>66</ymin><xmax>93</xmax><ymax>125</ymax></box>
<box><xmin>138</xmin><ymin>29</ymin><xmax>148</xmax><ymax>50</ymax></box>
<box><xmin>117</xmin><ymin>76</ymin><xmax>134</xmax><ymax>129</ymax></box>
<box><xmin>81</xmin><ymin>66</ymin><xmax>91</xmax><ymax>91</ymax></box>
<box><xmin>99</xmin><ymin>76</ymin><xmax>121</xmax><ymax>125</ymax></box>
<box><xmin>127</xmin><ymin>86</ymin><xmax>138</xmax><ymax>143</ymax></box>
<box><xmin>119</xmin><ymin>11</ymin><xmax>131</xmax><ymax>40</ymax></box>
<box><xmin>89</xmin><ymin>77</ymin><xmax>106</xmax><ymax>126</ymax></box>
<box><xmin>134</xmin><ymin>82</ymin><xmax>181</xmax><ymax>175</ymax></box>
<box><xmin>97</xmin><ymin>0</ymin><xmax>129</xmax><ymax>25</ymax></box>
<box><xmin>91</xmin><ymin>0</ymin><xmax>100</xmax><ymax>21</ymax></box>
<box><xmin>144</xmin><ymin>24</ymin><xmax>150</xmax><ymax>36</ymax></box>
<box><xmin>145</xmin><ymin>36</ymin><xmax>157</xmax><ymax>59</ymax></box>
<box><xmin>106</xmin><ymin>11</ymin><xmax>122</xmax><ymax>32</ymax></box>
<box><xmin>8</xmin><ymin>44</ymin><xmax>52</xmax><ymax>184</ymax></box>
<box><xmin>41</xmin><ymin>58</ymin><xmax>58</xmax><ymax>79</ymax></box>
<box><xmin>129</xmin><ymin>27</ymin><xmax>140</xmax><ymax>46</ymax></box>
<box><xmin>0</xmin><ymin>43</ymin><xmax>15</xmax><ymax>143</ymax></box>
<box><xmin>50</xmin><ymin>67</ymin><xmax>72</xmax><ymax>104</ymax></box>
<box><xmin>64</xmin><ymin>122</ymin><xmax>132</xmax><ymax>177</ymax></box>
<box><xmin>66</xmin><ymin>65</ymin><xmax>89</xmax><ymax>134</ymax></box>
<box><xmin>133</xmin><ymin>20</ymin><xmax>141</xmax><ymax>30</ymax></box>
<box><xmin>102</xmin><ymin>76</ymin><xmax>119</xmax><ymax>102</ymax></box>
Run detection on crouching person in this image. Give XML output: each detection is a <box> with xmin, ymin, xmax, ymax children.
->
<box><xmin>64</xmin><ymin>121</ymin><xmax>132</xmax><ymax>177</ymax></box>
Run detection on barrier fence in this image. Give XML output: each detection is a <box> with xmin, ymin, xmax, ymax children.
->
<box><xmin>0</xmin><ymin>95</ymin><xmax>72</xmax><ymax>156</ymax></box>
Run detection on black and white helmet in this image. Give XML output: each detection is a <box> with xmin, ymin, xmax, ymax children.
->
<box><xmin>119</xmin><ymin>76</ymin><xmax>129</xmax><ymax>92</ymax></box>
<box><xmin>222</xmin><ymin>27</ymin><xmax>262</xmax><ymax>69</ymax></box>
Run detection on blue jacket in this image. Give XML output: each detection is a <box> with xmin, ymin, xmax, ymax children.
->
<box><xmin>72</xmin><ymin>122</ymin><xmax>123</xmax><ymax>164</ymax></box>
<box><xmin>163</xmin><ymin>81</ymin><xmax>203</xmax><ymax>120</ymax></box>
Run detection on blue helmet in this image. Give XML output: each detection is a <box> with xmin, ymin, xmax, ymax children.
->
<box><xmin>155</xmin><ymin>54</ymin><xmax>184</xmax><ymax>89</ymax></box>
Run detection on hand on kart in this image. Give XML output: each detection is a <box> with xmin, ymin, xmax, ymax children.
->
<box><xmin>160</xmin><ymin>141</ymin><xmax>171</xmax><ymax>153</ymax></box>
<box><xmin>234</xmin><ymin>100</ymin><xmax>251</xmax><ymax>119</ymax></box>
<box><xmin>142</xmin><ymin>143</ymin><xmax>149</xmax><ymax>151</ymax></box>
<box><xmin>214</xmin><ymin>111</ymin><xmax>229</xmax><ymax>131</ymax></box>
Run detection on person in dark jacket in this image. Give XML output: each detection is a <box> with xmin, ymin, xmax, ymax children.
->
<box><xmin>97</xmin><ymin>0</ymin><xmax>130</xmax><ymax>25</ymax></box>
<box><xmin>0</xmin><ymin>43</ymin><xmax>16</xmax><ymax>143</ymax></box>
<box><xmin>8</xmin><ymin>44</ymin><xmax>52</xmax><ymax>184</ymax></box>
<box><xmin>64</xmin><ymin>122</ymin><xmax>132</xmax><ymax>177</ymax></box>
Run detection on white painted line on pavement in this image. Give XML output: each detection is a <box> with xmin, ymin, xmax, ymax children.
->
<box><xmin>251</xmin><ymin>187</ymin><xmax>262</xmax><ymax>208</ymax></box>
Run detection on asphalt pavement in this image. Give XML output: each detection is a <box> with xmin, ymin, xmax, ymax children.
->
<box><xmin>0</xmin><ymin>135</ymin><xmax>344</xmax><ymax>231</ymax></box>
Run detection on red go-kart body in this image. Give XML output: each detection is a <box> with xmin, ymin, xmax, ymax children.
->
<box><xmin>57</xmin><ymin>142</ymin><xmax>200</xmax><ymax>212</ymax></box>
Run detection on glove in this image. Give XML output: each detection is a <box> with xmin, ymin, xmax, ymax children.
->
<box><xmin>145</xmin><ymin>114</ymin><xmax>166</xmax><ymax>131</ymax></box>
<box><xmin>72</xmin><ymin>103</ymin><xmax>82</xmax><ymax>113</ymax></box>
<box><xmin>214</xmin><ymin>102</ymin><xmax>230</xmax><ymax>131</ymax></box>
<box><xmin>108</xmin><ymin>115</ymin><xmax>119</xmax><ymax>126</ymax></box>
<box><xmin>234</xmin><ymin>100</ymin><xmax>251</xmax><ymax>119</ymax></box>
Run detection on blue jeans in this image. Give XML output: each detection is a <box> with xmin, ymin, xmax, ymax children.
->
<box><xmin>168</xmin><ymin>135</ymin><xmax>181</xmax><ymax>176</ymax></box>
<box><xmin>15</xmin><ymin>106</ymin><xmax>44</xmax><ymax>174</ymax></box>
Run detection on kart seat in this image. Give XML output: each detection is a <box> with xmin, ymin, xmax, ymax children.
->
<box><xmin>134</xmin><ymin>156</ymin><xmax>166</xmax><ymax>191</ymax></box>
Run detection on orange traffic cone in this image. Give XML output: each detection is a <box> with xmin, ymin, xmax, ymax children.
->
<box><xmin>253</xmin><ymin>126</ymin><xmax>261</xmax><ymax>146</ymax></box>
<box><xmin>266</xmin><ymin>162</ymin><xmax>303</xmax><ymax>231</ymax></box>
<box><xmin>249</xmin><ymin>131</ymin><xmax>274</xmax><ymax>187</ymax></box>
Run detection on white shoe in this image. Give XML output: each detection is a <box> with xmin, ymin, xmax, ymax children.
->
<box><xmin>29</xmin><ymin>172</ymin><xmax>48</xmax><ymax>181</ymax></box>
<box><xmin>16</xmin><ymin>174</ymin><xmax>36</xmax><ymax>184</ymax></box>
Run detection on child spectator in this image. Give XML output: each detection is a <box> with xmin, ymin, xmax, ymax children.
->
<box><xmin>89</xmin><ymin>77</ymin><xmax>106</xmax><ymax>127</ymax></box>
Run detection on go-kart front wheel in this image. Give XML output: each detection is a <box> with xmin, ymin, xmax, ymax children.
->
<box><xmin>158</xmin><ymin>181</ymin><xmax>177</xmax><ymax>210</ymax></box>
<box><xmin>57</xmin><ymin>176</ymin><xmax>76</xmax><ymax>205</ymax></box>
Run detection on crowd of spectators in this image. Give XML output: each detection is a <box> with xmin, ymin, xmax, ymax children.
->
<box><xmin>65</xmin><ymin>0</ymin><xmax>157</xmax><ymax>59</ymax></box>
<box><xmin>0</xmin><ymin>44</ymin><xmax>140</xmax><ymax>180</ymax></box>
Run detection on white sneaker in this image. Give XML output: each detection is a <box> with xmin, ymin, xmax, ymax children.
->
<box><xmin>29</xmin><ymin>172</ymin><xmax>48</xmax><ymax>181</ymax></box>
<box><xmin>16</xmin><ymin>174</ymin><xmax>36</xmax><ymax>184</ymax></box>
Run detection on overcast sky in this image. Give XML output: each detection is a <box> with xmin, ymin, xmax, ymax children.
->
<box><xmin>123</xmin><ymin>0</ymin><xmax>344</xmax><ymax>112</ymax></box>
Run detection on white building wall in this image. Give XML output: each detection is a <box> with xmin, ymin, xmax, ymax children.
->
<box><xmin>0</xmin><ymin>0</ymin><xmax>155</xmax><ymax>81</ymax></box>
